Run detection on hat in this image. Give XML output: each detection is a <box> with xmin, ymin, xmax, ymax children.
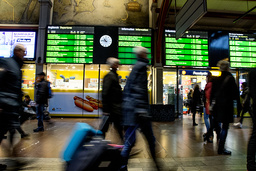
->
<box><xmin>37</xmin><ymin>72</ymin><xmax>46</xmax><ymax>76</ymax></box>
<box><xmin>133</xmin><ymin>46</ymin><xmax>150</xmax><ymax>55</ymax></box>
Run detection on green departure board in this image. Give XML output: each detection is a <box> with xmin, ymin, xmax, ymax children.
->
<box><xmin>46</xmin><ymin>26</ymin><xmax>94</xmax><ymax>63</ymax></box>
<box><xmin>118</xmin><ymin>28</ymin><xmax>152</xmax><ymax>65</ymax></box>
<box><xmin>229</xmin><ymin>33</ymin><xmax>256</xmax><ymax>68</ymax></box>
<box><xmin>165</xmin><ymin>30</ymin><xmax>209</xmax><ymax>67</ymax></box>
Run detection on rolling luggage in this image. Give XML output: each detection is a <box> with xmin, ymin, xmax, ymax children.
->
<box><xmin>62</xmin><ymin>122</ymin><xmax>122</xmax><ymax>171</ymax></box>
<box><xmin>62</xmin><ymin>122</ymin><xmax>99</xmax><ymax>162</ymax></box>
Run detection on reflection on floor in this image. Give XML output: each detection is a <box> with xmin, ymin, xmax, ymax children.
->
<box><xmin>0</xmin><ymin>114</ymin><xmax>252</xmax><ymax>170</ymax></box>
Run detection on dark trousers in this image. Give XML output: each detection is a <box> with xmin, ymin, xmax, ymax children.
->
<box><xmin>239</xmin><ymin>107</ymin><xmax>252</xmax><ymax>124</ymax></box>
<box><xmin>192</xmin><ymin>112</ymin><xmax>196</xmax><ymax>124</ymax></box>
<box><xmin>100</xmin><ymin>115</ymin><xmax>123</xmax><ymax>141</ymax></box>
<box><xmin>206</xmin><ymin>116</ymin><xmax>221</xmax><ymax>140</ymax></box>
<box><xmin>121</xmin><ymin>120</ymin><xmax>156</xmax><ymax>166</ymax></box>
<box><xmin>36</xmin><ymin>104</ymin><xmax>45</xmax><ymax>129</ymax></box>
<box><xmin>218</xmin><ymin>122</ymin><xmax>229</xmax><ymax>152</ymax></box>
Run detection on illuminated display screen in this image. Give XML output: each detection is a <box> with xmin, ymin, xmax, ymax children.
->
<box><xmin>0</xmin><ymin>31</ymin><xmax>36</xmax><ymax>60</ymax></box>
<box><xmin>229</xmin><ymin>33</ymin><xmax>256</xmax><ymax>68</ymax></box>
<box><xmin>118</xmin><ymin>28</ymin><xmax>152</xmax><ymax>65</ymax></box>
<box><xmin>164</xmin><ymin>30</ymin><xmax>209</xmax><ymax>67</ymax></box>
<box><xmin>46</xmin><ymin>26</ymin><xmax>94</xmax><ymax>63</ymax></box>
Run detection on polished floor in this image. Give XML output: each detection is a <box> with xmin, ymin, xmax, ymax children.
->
<box><xmin>0</xmin><ymin>114</ymin><xmax>253</xmax><ymax>171</ymax></box>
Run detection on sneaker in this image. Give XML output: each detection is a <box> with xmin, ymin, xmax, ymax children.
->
<box><xmin>233</xmin><ymin>122</ymin><xmax>242</xmax><ymax>128</ymax></box>
<box><xmin>33</xmin><ymin>128</ymin><xmax>44</xmax><ymax>132</ymax></box>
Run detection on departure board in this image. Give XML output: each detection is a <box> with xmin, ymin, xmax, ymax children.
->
<box><xmin>164</xmin><ymin>30</ymin><xmax>209</xmax><ymax>67</ymax></box>
<box><xmin>46</xmin><ymin>26</ymin><xmax>94</xmax><ymax>63</ymax></box>
<box><xmin>229</xmin><ymin>33</ymin><xmax>256</xmax><ymax>68</ymax></box>
<box><xmin>118</xmin><ymin>27</ymin><xmax>152</xmax><ymax>65</ymax></box>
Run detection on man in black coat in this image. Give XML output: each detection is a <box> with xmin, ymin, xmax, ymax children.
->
<box><xmin>211</xmin><ymin>60</ymin><xmax>241</xmax><ymax>155</ymax></box>
<box><xmin>34</xmin><ymin>72</ymin><xmax>49</xmax><ymax>132</ymax></box>
<box><xmin>100</xmin><ymin>57</ymin><xmax>123</xmax><ymax>140</ymax></box>
<box><xmin>0</xmin><ymin>44</ymin><xmax>26</xmax><ymax>169</ymax></box>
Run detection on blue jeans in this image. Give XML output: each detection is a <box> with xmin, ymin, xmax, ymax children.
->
<box><xmin>36</xmin><ymin>104</ymin><xmax>44</xmax><ymax>129</ymax></box>
<box><xmin>218</xmin><ymin>123</ymin><xmax>229</xmax><ymax>152</ymax></box>
<box><xmin>204</xmin><ymin>108</ymin><xmax>210</xmax><ymax>131</ymax></box>
<box><xmin>121</xmin><ymin>120</ymin><xmax>156</xmax><ymax>166</ymax></box>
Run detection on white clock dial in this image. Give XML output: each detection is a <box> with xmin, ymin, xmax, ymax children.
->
<box><xmin>100</xmin><ymin>35</ymin><xmax>112</xmax><ymax>47</ymax></box>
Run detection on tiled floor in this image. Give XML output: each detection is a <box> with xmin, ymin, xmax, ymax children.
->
<box><xmin>0</xmin><ymin>114</ymin><xmax>252</xmax><ymax>170</ymax></box>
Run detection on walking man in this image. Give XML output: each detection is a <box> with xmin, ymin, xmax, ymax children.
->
<box><xmin>100</xmin><ymin>57</ymin><xmax>123</xmax><ymax>141</ymax></box>
<box><xmin>0</xmin><ymin>44</ymin><xmax>27</xmax><ymax>169</ymax></box>
<box><xmin>211</xmin><ymin>60</ymin><xmax>241</xmax><ymax>155</ymax></box>
<box><xmin>120</xmin><ymin>46</ymin><xmax>159</xmax><ymax>171</ymax></box>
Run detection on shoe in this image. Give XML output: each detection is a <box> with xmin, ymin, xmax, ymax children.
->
<box><xmin>218</xmin><ymin>149</ymin><xmax>232</xmax><ymax>155</ymax></box>
<box><xmin>233</xmin><ymin>122</ymin><xmax>242</xmax><ymax>128</ymax></box>
<box><xmin>0</xmin><ymin>164</ymin><xmax>7</xmax><ymax>170</ymax></box>
<box><xmin>21</xmin><ymin>133</ymin><xmax>30</xmax><ymax>138</ymax></box>
<box><xmin>203</xmin><ymin>135</ymin><xmax>213</xmax><ymax>143</ymax></box>
<box><xmin>33</xmin><ymin>128</ymin><xmax>44</xmax><ymax>132</ymax></box>
<box><xmin>193</xmin><ymin>123</ymin><xmax>198</xmax><ymax>126</ymax></box>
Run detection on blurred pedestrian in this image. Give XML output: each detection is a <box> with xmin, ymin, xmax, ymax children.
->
<box><xmin>100</xmin><ymin>57</ymin><xmax>123</xmax><ymax>141</ymax></box>
<box><xmin>34</xmin><ymin>72</ymin><xmax>49</xmax><ymax>132</ymax></box>
<box><xmin>191</xmin><ymin>84</ymin><xmax>201</xmax><ymax>126</ymax></box>
<box><xmin>247</xmin><ymin>69</ymin><xmax>256</xmax><ymax>171</ymax></box>
<box><xmin>211</xmin><ymin>60</ymin><xmax>241</xmax><ymax>155</ymax></box>
<box><xmin>202</xmin><ymin>72</ymin><xmax>213</xmax><ymax>142</ymax></box>
<box><xmin>234</xmin><ymin>82</ymin><xmax>252</xmax><ymax>128</ymax></box>
<box><xmin>187</xmin><ymin>89</ymin><xmax>193</xmax><ymax>114</ymax></box>
<box><xmin>120</xmin><ymin>47</ymin><xmax>159</xmax><ymax>171</ymax></box>
<box><xmin>0</xmin><ymin>44</ymin><xmax>27</xmax><ymax>169</ymax></box>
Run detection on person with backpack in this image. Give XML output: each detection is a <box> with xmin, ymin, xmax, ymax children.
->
<box><xmin>34</xmin><ymin>72</ymin><xmax>51</xmax><ymax>132</ymax></box>
<box><xmin>210</xmin><ymin>60</ymin><xmax>241</xmax><ymax>155</ymax></box>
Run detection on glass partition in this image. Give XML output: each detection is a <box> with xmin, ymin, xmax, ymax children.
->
<box><xmin>22</xmin><ymin>64</ymin><xmax>36</xmax><ymax>100</ymax></box>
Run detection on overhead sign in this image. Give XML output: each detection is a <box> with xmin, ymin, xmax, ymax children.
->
<box><xmin>118</xmin><ymin>27</ymin><xmax>152</xmax><ymax>65</ymax></box>
<box><xmin>229</xmin><ymin>33</ymin><xmax>256</xmax><ymax>68</ymax></box>
<box><xmin>165</xmin><ymin>30</ymin><xmax>209</xmax><ymax>67</ymax></box>
<box><xmin>175</xmin><ymin>0</ymin><xmax>207</xmax><ymax>39</ymax></box>
<box><xmin>46</xmin><ymin>26</ymin><xmax>94</xmax><ymax>63</ymax></box>
<box><xmin>179</xmin><ymin>70</ymin><xmax>209</xmax><ymax>76</ymax></box>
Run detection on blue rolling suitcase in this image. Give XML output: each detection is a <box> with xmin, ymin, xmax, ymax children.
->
<box><xmin>61</xmin><ymin>122</ymin><xmax>100</xmax><ymax>162</ymax></box>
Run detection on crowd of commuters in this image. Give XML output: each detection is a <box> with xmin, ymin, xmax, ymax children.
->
<box><xmin>1</xmin><ymin>44</ymin><xmax>256</xmax><ymax>170</ymax></box>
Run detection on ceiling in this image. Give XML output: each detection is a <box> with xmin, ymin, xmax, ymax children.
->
<box><xmin>163</xmin><ymin>0</ymin><xmax>256</xmax><ymax>32</ymax></box>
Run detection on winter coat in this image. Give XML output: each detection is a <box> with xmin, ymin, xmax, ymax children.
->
<box><xmin>102</xmin><ymin>69</ymin><xmax>122</xmax><ymax>117</ymax></box>
<box><xmin>122</xmin><ymin>57</ymin><xmax>149</xmax><ymax>126</ymax></box>
<box><xmin>0</xmin><ymin>56</ymin><xmax>23</xmax><ymax>128</ymax></box>
<box><xmin>204</xmin><ymin>82</ymin><xmax>212</xmax><ymax>115</ymax></box>
<box><xmin>191</xmin><ymin>87</ymin><xmax>202</xmax><ymax>113</ymax></box>
<box><xmin>35</xmin><ymin>79</ymin><xmax>49</xmax><ymax>105</ymax></box>
<box><xmin>211</xmin><ymin>71</ymin><xmax>240</xmax><ymax>123</ymax></box>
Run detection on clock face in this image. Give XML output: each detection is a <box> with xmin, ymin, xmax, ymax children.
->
<box><xmin>100</xmin><ymin>35</ymin><xmax>112</xmax><ymax>47</ymax></box>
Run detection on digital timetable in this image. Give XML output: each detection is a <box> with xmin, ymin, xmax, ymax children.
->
<box><xmin>46</xmin><ymin>26</ymin><xmax>94</xmax><ymax>63</ymax></box>
<box><xmin>229</xmin><ymin>33</ymin><xmax>256</xmax><ymax>68</ymax></box>
<box><xmin>164</xmin><ymin>30</ymin><xmax>209</xmax><ymax>67</ymax></box>
<box><xmin>118</xmin><ymin>27</ymin><xmax>152</xmax><ymax>65</ymax></box>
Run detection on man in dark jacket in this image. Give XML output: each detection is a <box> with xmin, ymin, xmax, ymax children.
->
<box><xmin>0</xmin><ymin>44</ymin><xmax>26</xmax><ymax>170</ymax></box>
<box><xmin>211</xmin><ymin>60</ymin><xmax>241</xmax><ymax>155</ymax></box>
<box><xmin>120</xmin><ymin>47</ymin><xmax>159</xmax><ymax>171</ymax></box>
<box><xmin>100</xmin><ymin>57</ymin><xmax>123</xmax><ymax>140</ymax></box>
<box><xmin>34</xmin><ymin>72</ymin><xmax>49</xmax><ymax>132</ymax></box>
